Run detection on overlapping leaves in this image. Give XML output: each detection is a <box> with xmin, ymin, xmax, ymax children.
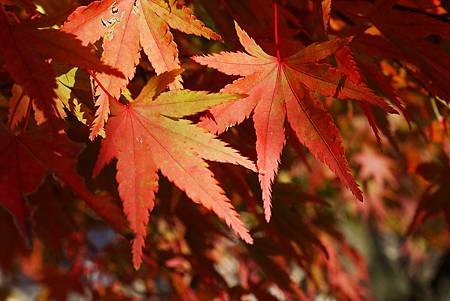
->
<box><xmin>63</xmin><ymin>0</ymin><xmax>221</xmax><ymax>139</ymax></box>
<box><xmin>0</xmin><ymin>8</ymin><xmax>121</xmax><ymax>127</ymax></box>
<box><xmin>93</xmin><ymin>70</ymin><xmax>256</xmax><ymax>268</ymax></box>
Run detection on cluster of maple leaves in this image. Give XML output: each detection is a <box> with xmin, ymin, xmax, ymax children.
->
<box><xmin>1</xmin><ymin>0</ymin><xmax>450</xmax><ymax>300</ymax></box>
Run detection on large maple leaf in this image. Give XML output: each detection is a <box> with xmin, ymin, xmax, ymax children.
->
<box><xmin>193</xmin><ymin>22</ymin><xmax>397</xmax><ymax>221</ymax></box>
<box><xmin>63</xmin><ymin>0</ymin><xmax>221</xmax><ymax>139</ymax></box>
<box><xmin>93</xmin><ymin>71</ymin><xmax>256</xmax><ymax>269</ymax></box>
<box><xmin>0</xmin><ymin>125</ymin><xmax>127</xmax><ymax>238</ymax></box>
<box><xmin>0</xmin><ymin>9</ymin><xmax>122</xmax><ymax>127</ymax></box>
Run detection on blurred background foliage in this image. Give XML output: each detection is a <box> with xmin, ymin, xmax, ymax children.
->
<box><xmin>1</xmin><ymin>0</ymin><xmax>450</xmax><ymax>300</ymax></box>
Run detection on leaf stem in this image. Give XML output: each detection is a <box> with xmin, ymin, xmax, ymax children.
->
<box><xmin>273</xmin><ymin>0</ymin><xmax>281</xmax><ymax>61</ymax></box>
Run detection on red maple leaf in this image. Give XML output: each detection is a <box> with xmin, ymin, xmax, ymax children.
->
<box><xmin>193</xmin><ymin>22</ymin><xmax>396</xmax><ymax>221</ymax></box>
<box><xmin>63</xmin><ymin>0</ymin><xmax>221</xmax><ymax>139</ymax></box>
<box><xmin>93</xmin><ymin>70</ymin><xmax>256</xmax><ymax>269</ymax></box>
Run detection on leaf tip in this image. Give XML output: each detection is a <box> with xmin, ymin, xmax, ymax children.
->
<box><xmin>242</xmin><ymin>232</ymin><xmax>254</xmax><ymax>244</ymax></box>
<box><xmin>233</xmin><ymin>20</ymin><xmax>245</xmax><ymax>37</ymax></box>
<box><xmin>264</xmin><ymin>210</ymin><xmax>272</xmax><ymax>223</ymax></box>
<box><xmin>132</xmin><ymin>235</ymin><xmax>145</xmax><ymax>270</ymax></box>
<box><xmin>263</xmin><ymin>194</ymin><xmax>272</xmax><ymax>222</ymax></box>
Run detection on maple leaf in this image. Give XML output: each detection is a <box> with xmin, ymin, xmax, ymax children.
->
<box><xmin>409</xmin><ymin>160</ymin><xmax>450</xmax><ymax>233</ymax></box>
<box><xmin>354</xmin><ymin>146</ymin><xmax>398</xmax><ymax>219</ymax></box>
<box><xmin>193</xmin><ymin>22</ymin><xmax>397</xmax><ymax>221</ymax></box>
<box><xmin>0</xmin><ymin>125</ymin><xmax>128</xmax><ymax>238</ymax></box>
<box><xmin>93</xmin><ymin>71</ymin><xmax>256</xmax><ymax>269</ymax></box>
<box><xmin>0</xmin><ymin>9</ymin><xmax>122</xmax><ymax>127</ymax></box>
<box><xmin>354</xmin><ymin>147</ymin><xmax>396</xmax><ymax>188</ymax></box>
<box><xmin>63</xmin><ymin>0</ymin><xmax>221</xmax><ymax>139</ymax></box>
<box><xmin>335</xmin><ymin>0</ymin><xmax>450</xmax><ymax>102</ymax></box>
